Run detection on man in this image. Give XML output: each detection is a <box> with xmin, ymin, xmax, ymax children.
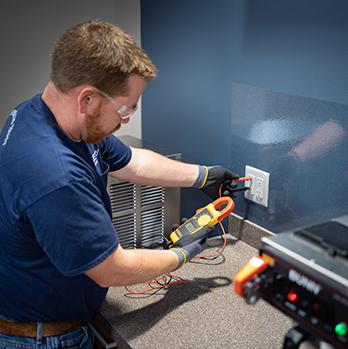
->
<box><xmin>0</xmin><ymin>20</ymin><xmax>238</xmax><ymax>348</ymax></box>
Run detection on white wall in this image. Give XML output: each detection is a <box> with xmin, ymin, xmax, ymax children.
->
<box><xmin>0</xmin><ymin>0</ymin><xmax>142</xmax><ymax>138</ymax></box>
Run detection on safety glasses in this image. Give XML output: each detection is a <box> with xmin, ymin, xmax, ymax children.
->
<box><xmin>96</xmin><ymin>89</ymin><xmax>137</xmax><ymax>119</ymax></box>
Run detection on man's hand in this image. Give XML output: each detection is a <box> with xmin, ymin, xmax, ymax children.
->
<box><xmin>193</xmin><ymin>165</ymin><xmax>239</xmax><ymax>199</ymax></box>
<box><xmin>170</xmin><ymin>239</ymin><xmax>207</xmax><ymax>269</ymax></box>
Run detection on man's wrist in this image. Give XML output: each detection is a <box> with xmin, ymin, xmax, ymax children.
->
<box><xmin>192</xmin><ymin>165</ymin><xmax>208</xmax><ymax>189</ymax></box>
<box><xmin>170</xmin><ymin>248</ymin><xmax>186</xmax><ymax>269</ymax></box>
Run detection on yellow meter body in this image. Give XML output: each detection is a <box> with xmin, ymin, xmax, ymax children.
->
<box><xmin>169</xmin><ymin>197</ymin><xmax>234</xmax><ymax>247</ymax></box>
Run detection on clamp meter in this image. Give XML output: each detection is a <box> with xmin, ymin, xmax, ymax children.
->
<box><xmin>169</xmin><ymin>196</ymin><xmax>235</xmax><ymax>248</ymax></box>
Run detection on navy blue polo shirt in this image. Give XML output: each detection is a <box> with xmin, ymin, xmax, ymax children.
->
<box><xmin>0</xmin><ymin>94</ymin><xmax>132</xmax><ymax>321</ymax></box>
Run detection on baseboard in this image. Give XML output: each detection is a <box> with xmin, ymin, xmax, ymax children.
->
<box><xmin>228</xmin><ymin>213</ymin><xmax>275</xmax><ymax>249</ymax></box>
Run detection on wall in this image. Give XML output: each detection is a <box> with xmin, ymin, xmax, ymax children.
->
<box><xmin>0</xmin><ymin>0</ymin><xmax>142</xmax><ymax>138</ymax></box>
<box><xmin>141</xmin><ymin>0</ymin><xmax>348</xmax><ymax>233</ymax></box>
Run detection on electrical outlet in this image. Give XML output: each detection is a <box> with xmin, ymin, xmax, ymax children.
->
<box><xmin>244</xmin><ymin>165</ymin><xmax>270</xmax><ymax>207</ymax></box>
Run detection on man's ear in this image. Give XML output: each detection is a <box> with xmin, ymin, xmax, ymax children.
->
<box><xmin>78</xmin><ymin>88</ymin><xmax>98</xmax><ymax>115</ymax></box>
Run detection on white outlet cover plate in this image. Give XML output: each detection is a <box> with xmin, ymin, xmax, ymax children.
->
<box><xmin>244</xmin><ymin>165</ymin><xmax>270</xmax><ymax>207</ymax></box>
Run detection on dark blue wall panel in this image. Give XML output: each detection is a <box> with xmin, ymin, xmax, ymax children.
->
<box><xmin>141</xmin><ymin>0</ymin><xmax>348</xmax><ymax>232</ymax></box>
<box><xmin>230</xmin><ymin>83</ymin><xmax>348</xmax><ymax>231</ymax></box>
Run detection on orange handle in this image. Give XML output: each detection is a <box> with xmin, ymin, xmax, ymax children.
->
<box><xmin>234</xmin><ymin>256</ymin><xmax>269</xmax><ymax>296</ymax></box>
<box><xmin>213</xmin><ymin>196</ymin><xmax>235</xmax><ymax>221</ymax></box>
<box><xmin>232</xmin><ymin>176</ymin><xmax>253</xmax><ymax>183</ymax></box>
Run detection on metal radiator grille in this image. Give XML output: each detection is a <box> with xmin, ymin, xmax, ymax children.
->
<box><xmin>109</xmin><ymin>182</ymin><xmax>137</xmax><ymax>248</ymax></box>
<box><xmin>109</xmin><ymin>182</ymin><xmax>136</xmax><ymax>212</ymax></box>
<box><xmin>140</xmin><ymin>186</ymin><xmax>164</xmax><ymax>206</ymax></box>
<box><xmin>112</xmin><ymin>213</ymin><xmax>136</xmax><ymax>249</ymax></box>
<box><xmin>108</xmin><ymin>180</ymin><xmax>171</xmax><ymax>249</ymax></box>
<box><xmin>106</xmin><ymin>139</ymin><xmax>180</xmax><ymax>250</ymax></box>
<box><xmin>140</xmin><ymin>207</ymin><xmax>165</xmax><ymax>247</ymax></box>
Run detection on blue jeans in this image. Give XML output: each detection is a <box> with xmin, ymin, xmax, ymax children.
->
<box><xmin>0</xmin><ymin>323</ymin><xmax>94</xmax><ymax>349</ymax></box>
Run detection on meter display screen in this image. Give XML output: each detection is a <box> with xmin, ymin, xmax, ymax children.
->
<box><xmin>185</xmin><ymin>221</ymin><xmax>196</xmax><ymax>233</ymax></box>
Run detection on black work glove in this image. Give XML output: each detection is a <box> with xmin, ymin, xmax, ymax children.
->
<box><xmin>193</xmin><ymin>165</ymin><xmax>239</xmax><ymax>199</ymax></box>
<box><xmin>167</xmin><ymin>218</ymin><xmax>208</xmax><ymax>269</ymax></box>
<box><xmin>170</xmin><ymin>238</ymin><xmax>207</xmax><ymax>269</ymax></box>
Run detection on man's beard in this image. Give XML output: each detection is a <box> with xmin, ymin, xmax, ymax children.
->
<box><xmin>85</xmin><ymin>113</ymin><xmax>121</xmax><ymax>143</ymax></box>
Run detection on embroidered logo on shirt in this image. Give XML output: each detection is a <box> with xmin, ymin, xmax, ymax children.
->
<box><xmin>91</xmin><ymin>149</ymin><xmax>100</xmax><ymax>168</ymax></box>
<box><xmin>2</xmin><ymin>110</ymin><xmax>17</xmax><ymax>146</ymax></box>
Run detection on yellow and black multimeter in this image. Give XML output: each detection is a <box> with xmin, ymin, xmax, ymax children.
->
<box><xmin>169</xmin><ymin>197</ymin><xmax>235</xmax><ymax>248</ymax></box>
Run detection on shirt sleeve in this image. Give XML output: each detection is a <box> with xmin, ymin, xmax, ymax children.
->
<box><xmin>99</xmin><ymin>135</ymin><xmax>132</xmax><ymax>172</ymax></box>
<box><xmin>25</xmin><ymin>179</ymin><xmax>119</xmax><ymax>277</ymax></box>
